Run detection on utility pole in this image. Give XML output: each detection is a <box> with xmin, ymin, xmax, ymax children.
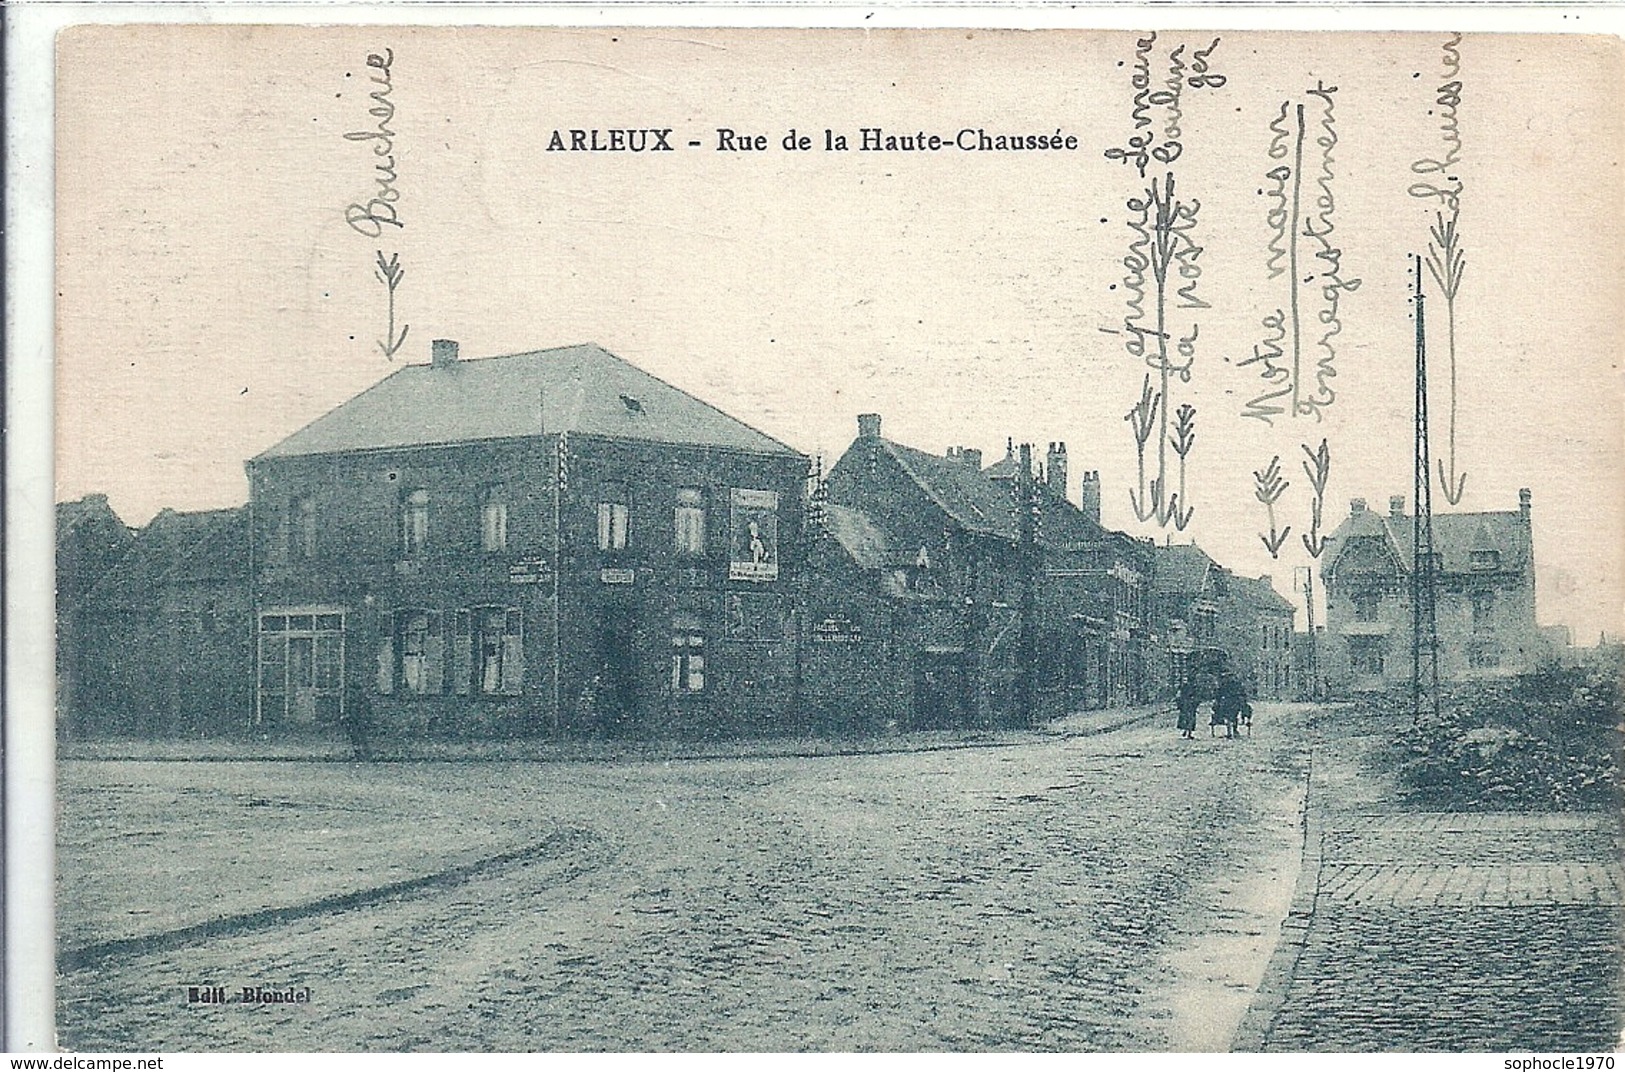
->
<box><xmin>1017</xmin><ymin>442</ymin><xmax>1039</xmax><ymax>729</ymax></box>
<box><xmin>1411</xmin><ymin>254</ymin><xmax>1441</xmax><ymax>724</ymax></box>
<box><xmin>1296</xmin><ymin>564</ymin><xmax>1318</xmax><ymax>699</ymax></box>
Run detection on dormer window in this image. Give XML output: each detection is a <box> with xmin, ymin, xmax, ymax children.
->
<box><xmin>1470</xmin><ymin>550</ymin><xmax>1500</xmax><ymax>571</ymax></box>
<box><xmin>619</xmin><ymin>394</ymin><xmax>644</xmax><ymax>415</ymax></box>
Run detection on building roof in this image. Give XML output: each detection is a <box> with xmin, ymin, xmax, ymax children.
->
<box><xmin>1325</xmin><ymin>502</ymin><xmax>1532</xmax><ymax>577</ymax></box>
<box><xmin>56</xmin><ymin>493</ymin><xmax>128</xmax><ymax>545</ymax></box>
<box><xmin>880</xmin><ymin>439</ymin><xmax>1024</xmax><ymax>540</ymax></box>
<box><xmin>1229</xmin><ymin>572</ymin><xmax>1296</xmax><ymax>615</ymax></box>
<box><xmin>255</xmin><ymin>343</ymin><xmax>802</xmax><ymax>461</ymax></box>
<box><xmin>1152</xmin><ymin>542</ymin><xmax>1218</xmax><ymax>597</ymax></box>
<box><xmin>87</xmin><ymin>507</ymin><xmax>245</xmax><ymax>608</ymax></box>
<box><xmin>823</xmin><ymin>504</ymin><xmax>892</xmax><ymax>570</ymax></box>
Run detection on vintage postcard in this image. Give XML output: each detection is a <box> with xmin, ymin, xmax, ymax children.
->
<box><xmin>45</xmin><ymin>21</ymin><xmax>1624</xmax><ymax>1052</ymax></box>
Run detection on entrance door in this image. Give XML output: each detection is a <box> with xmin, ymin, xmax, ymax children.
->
<box><xmin>599</xmin><ymin>608</ymin><xmax>637</xmax><ymax>734</ymax></box>
<box><xmin>914</xmin><ymin>655</ymin><xmax>969</xmax><ymax>729</ymax></box>
<box><xmin>288</xmin><ymin>635</ymin><xmax>317</xmax><ymax>724</ymax></box>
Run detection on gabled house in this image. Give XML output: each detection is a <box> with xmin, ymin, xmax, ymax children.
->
<box><xmin>246</xmin><ymin>340</ymin><xmax>809</xmax><ymax>739</ymax></box>
<box><xmin>1221</xmin><ymin>573</ymin><xmax>1297</xmax><ymax>699</ymax></box>
<box><xmin>823</xmin><ymin>415</ymin><xmax>1151</xmax><ymax>727</ymax></box>
<box><xmin>75</xmin><ymin>506</ymin><xmax>250</xmax><ymax>736</ymax></box>
<box><xmin>1150</xmin><ymin>542</ymin><xmax>1226</xmax><ymax>695</ymax></box>
<box><xmin>56</xmin><ymin>493</ymin><xmax>136</xmax><ymax>735</ymax></box>
<box><xmin>1321</xmin><ymin>491</ymin><xmax>1539</xmax><ymax>689</ymax></box>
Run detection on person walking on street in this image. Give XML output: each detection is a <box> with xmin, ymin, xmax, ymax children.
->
<box><xmin>1175</xmin><ymin>676</ymin><xmax>1200</xmax><ymax>739</ymax></box>
<box><xmin>342</xmin><ymin>681</ymin><xmax>374</xmax><ymax>761</ymax></box>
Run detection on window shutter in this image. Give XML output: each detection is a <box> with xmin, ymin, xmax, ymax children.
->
<box><xmin>424</xmin><ymin>612</ymin><xmax>445</xmax><ymax>694</ymax></box>
<box><xmin>501</xmin><ymin>609</ymin><xmax>524</xmax><ymax>695</ymax></box>
<box><xmin>452</xmin><ymin>610</ymin><xmax>472</xmax><ymax>696</ymax></box>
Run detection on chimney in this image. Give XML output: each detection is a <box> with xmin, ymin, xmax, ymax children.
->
<box><xmin>857</xmin><ymin>413</ymin><xmax>882</xmax><ymax>439</ymax></box>
<box><xmin>1046</xmin><ymin>442</ymin><xmax>1068</xmax><ymax>500</ymax></box>
<box><xmin>1080</xmin><ymin>470</ymin><xmax>1101</xmax><ymax>526</ymax></box>
<box><xmin>1519</xmin><ymin>487</ymin><xmax>1532</xmax><ymax>521</ymax></box>
<box><xmin>1350</xmin><ymin>497</ymin><xmax>1368</xmax><ymax>515</ymax></box>
<box><xmin>1389</xmin><ymin>495</ymin><xmax>1406</xmax><ymax>520</ymax></box>
<box><xmin>431</xmin><ymin>339</ymin><xmax>460</xmax><ymax>368</ymax></box>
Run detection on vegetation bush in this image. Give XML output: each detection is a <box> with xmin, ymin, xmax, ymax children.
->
<box><xmin>1396</xmin><ymin>666</ymin><xmax>1623</xmax><ymax>810</ymax></box>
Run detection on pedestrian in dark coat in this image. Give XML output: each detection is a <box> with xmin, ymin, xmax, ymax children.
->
<box><xmin>1213</xmin><ymin>674</ymin><xmax>1245</xmax><ymax>739</ymax></box>
<box><xmin>1175</xmin><ymin>678</ymin><xmax>1200</xmax><ymax>738</ymax></box>
<box><xmin>341</xmin><ymin>682</ymin><xmax>374</xmax><ymax>761</ymax></box>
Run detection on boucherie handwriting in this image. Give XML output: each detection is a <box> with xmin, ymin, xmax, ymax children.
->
<box><xmin>544</xmin><ymin>127</ymin><xmax>1084</xmax><ymax>153</ymax></box>
<box><xmin>341</xmin><ymin>49</ymin><xmax>409</xmax><ymax>360</ymax></box>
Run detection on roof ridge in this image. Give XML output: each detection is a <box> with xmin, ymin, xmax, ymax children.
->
<box><xmin>880</xmin><ymin>438</ymin><xmax>1010</xmax><ymax>540</ymax></box>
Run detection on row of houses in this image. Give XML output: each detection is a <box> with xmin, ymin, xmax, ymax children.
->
<box><xmin>56</xmin><ymin>340</ymin><xmax>1537</xmax><ymax>740</ymax></box>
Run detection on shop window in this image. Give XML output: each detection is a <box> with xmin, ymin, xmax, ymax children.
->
<box><xmin>674</xmin><ymin>488</ymin><xmax>705</xmax><ymax>556</ymax></box>
<box><xmin>481</xmin><ymin>485</ymin><xmax>508</xmax><ymax>552</ymax></box>
<box><xmin>396</xmin><ymin>609</ymin><xmax>444</xmax><ymax>695</ymax></box>
<box><xmin>472</xmin><ymin>607</ymin><xmax>524</xmax><ymax>695</ymax></box>
<box><xmin>258</xmin><ymin>609</ymin><xmax>345</xmax><ymax>725</ymax></box>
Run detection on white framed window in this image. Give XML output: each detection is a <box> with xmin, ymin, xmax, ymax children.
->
<box><xmin>671</xmin><ymin>623</ymin><xmax>706</xmax><ymax>693</ymax></box>
<box><xmin>258</xmin><ymin>608</ymin><xmax>345</xmax><ymax>725</ymax></box>
<box><xmin>481</xmin><ymin>485</ymin><xmax>508</xmax><ymax>552</ymax></box>
<box><xmin>597</xmin><ymin>484</ymin><xmax>629</xmax><ymax>551</ymax></box>
<box><xmin>396</xmin><ymin>609</ymin><xmax>443</xmax><ymax>695</ymax></box>
<box><xmin>674</xmin><ymin>487</ymin><xmax>705</xmax><ymax>556</ymax></box>
<box><xmin>471</xmin><ymin>606</ymin><xmax>524</xmax><ymax>696</ymax></box>
<box><xmin>402</xmin><ymin>488</ymin><xmax>429</xmax><ymax>554</ymax></box>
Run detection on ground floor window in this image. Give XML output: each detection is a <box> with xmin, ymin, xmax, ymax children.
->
<box><xmin>258</xmin><ymin>609</ymin><xmax>345</xmax><ymax>725</ymax></box>
<box><xmin>1469</xmin><ymin>641</ymin><xmax>1501</xmax><ymax>669</ymax></box>
<box><xmin>473</xmin><ymin>607</ymin><xmax>524</xmax><ymax>695</ymax></box>
<box><xmin>671</xmin><ymin>619</ymin><xmax>706</xmax><ymax>693</ymax></box>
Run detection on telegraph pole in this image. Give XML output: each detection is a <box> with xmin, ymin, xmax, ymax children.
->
<box><xmin>1411</xmin><ymin>254</ymin><xmax>1441</xmax><ymax>724</ymax></box>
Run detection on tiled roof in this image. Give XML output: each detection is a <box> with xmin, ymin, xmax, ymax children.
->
<box><xmin>1325</xmin><ymin>505</ymin><xmax>1532</xmax><ymax>576</ymax></box>
<box><xmin>87</xmin><ymin>507</ymin><xmax>245</xmax><ymax>608</ymax></box>
<box><xmin>881</xmin><ymin>439</ymin><xmax>1023</xmax><ymax>540</ymax></box>
<box><xmin>255</xmin><ymin>343</ymin><xmax>802</xmax><ymax>461</ymax></box>
<box><xmin>823</xmin><ymin>504</ymin><xmax>892</xmax><ymax>570</ymax></box>
<box><xmin>1229</xmin><ymin>572</ymin><xmax>1296</xmax><ymax>614</ymax></box>
<box><xmin>1152</xmin><ymin>542</ymin><xmax>1217</xmax><ymax>596</ymax></box>
<box><xmin>56</xmin><ymin>494</ymin><xmax>126</xmax><ymax>545</ymax></box>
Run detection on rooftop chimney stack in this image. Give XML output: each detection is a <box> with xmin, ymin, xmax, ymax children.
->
<box><xmin>1080</xmin><ymin>470</ymin><xmax>1101</xmax><ymax>526</ymax></box>
<box><xmin>857</xmin><ymin>413</ymin><xmax>882</xmax><ymax>439</ymax></box>
<box><xmin>431</xmin><ymin>339</ymin><xmax>460</xmax><ymax>368</ymax></box>
<box><xmin>1390</xmin><ymin>495</ymin><xmax>1406</xmax><ymax>520</ymax></box>
<box><xmin>1351</xmin><ymin>497</ymin><xmax>1368</xmax><ymax>515</ymax></box>
<box><xmin>1046</xmin><ymin>442</ymin><xmax>1069</xmax><ymax>501</ymax></box>
<box><xmin>1520</xmin><ymin>487</ymin><xmax>1532</xmax><ymax>521</ymax></box>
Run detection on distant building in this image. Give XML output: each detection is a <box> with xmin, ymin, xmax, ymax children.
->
<box><xmin>75</xmin><ymin>507</ymin><xmax>250</xmax><ymax>736</ymax></box>
<box><xmin>1149</xmin><ymin>544</ymin><xmax>1297</xmax><ymax>699</ymax></box>
<box><xmin>246</xmin><ymin>341</ymin><xmax>809</xmax><ymax>739</ymax></box>
<box><xmin>1320</xmin><ymin>491</ymin><xmax>1539</xmax><ymax>689</ymax></box>
<box><xmin>56</xmin><ymin>494</ymin><xmax>135</xmax><ymax>736</ymax></box>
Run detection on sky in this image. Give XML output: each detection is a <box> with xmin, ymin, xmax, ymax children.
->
<box><xmin>54</xmin><ymin>25</ymin><xmax>1624</xmax><ymax>642</ymax></box>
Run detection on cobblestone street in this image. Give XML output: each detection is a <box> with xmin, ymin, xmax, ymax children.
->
<box><xmin>58</xmin><ymin>709</ymin><xmax>1307</xmax><ymax>1051</ymax></box>
<box><xmin>1245</xmin><ymin>725</ymin><xmax>1625</xmax><ymax>1052</ymax></box>
<box><xmin>56</xmin><ymin>705</ymin><xmax>1624</xmax><ymax>1051</ymax></box>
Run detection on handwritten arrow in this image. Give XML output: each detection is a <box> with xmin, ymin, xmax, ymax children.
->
<box><xmin>1254</xmin><ymin>454</ymin><xmax>1292</xmax><ymax>559</ymax></box>
<box><xmin>374</xmin><ymin>250</ymin><xmax>409</xmax><ymax>359</ymax></box>
<box><xmin>1300</xmin><ymin>438</ymin><xmax>1331</xmax><ymax>558</ymax></box>
<box><xmin>1426</xmin><ymin>213</ymin><xmax>1468</xmax><ymax>505</ymax></box>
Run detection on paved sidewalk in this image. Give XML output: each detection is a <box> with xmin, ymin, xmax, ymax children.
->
<box><xmin>1240</xmin><ymin>736</ymin><xmax>1624</xmax><ymax>1051</ymax></box>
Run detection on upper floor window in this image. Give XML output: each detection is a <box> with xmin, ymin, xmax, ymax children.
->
<box><xmin>1354</xmin><ymin>593</ymin><xmax>1380</xmax><ymax>622</ymax></box>
<box><xmin>401</xmin><ymin>488</ymin><xmax>429</xmax><ymax>554</ymax></box>
<box><xmin>290</xmin><ymin>494</ymin><xmax>317</xmax><ymax>560</ymax></box>
<box><xmin>1470</xmin><ymin>549</ymin><xmax>1500</xmax><ymax>571</ymax></box>
<box><xmin>597</xmin><ymin>484</ymin><xmax>629</xmax><ymax>551</ymax></box>
<box><xmin>674</xmin><ymin>488</ymin><xmax>706</xmax><ymax>556</ymax></box>
<box><xmin>481</xmin><ymin>485</ymin><xmax>508</xmax><ymax>553</ymax></box>
<box><xmin>1471</xmin><ymin>591</ymin><xmax>1496</xmax><ymax>633</ymax></box>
